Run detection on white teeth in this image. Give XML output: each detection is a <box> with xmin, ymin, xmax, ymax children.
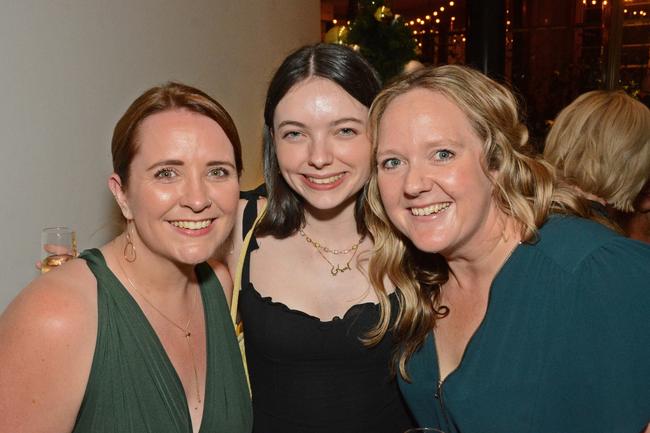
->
<box><xmin>410</xmin><ymin>202</ymin><xmax>451</xmax><ymax>216</ymax></box>
<box><xmin>170</xmin><ymin>220</ymin><xmax>212</xmax><ymax>230</ymax></box>
<box><xmin>308</xmin><ymin>173</ymin><xmax>344</xmax><ymax>184</ymax></box>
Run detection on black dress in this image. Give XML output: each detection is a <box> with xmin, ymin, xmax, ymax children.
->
<box><xmin>238</xmin><ymin>190</ymin><xmax>413</xmax><ymax>433</ymax></box>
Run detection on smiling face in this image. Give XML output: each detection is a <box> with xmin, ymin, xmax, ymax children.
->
<box><xmin>110</xmin><ymin>109</ymin><xmax>239</xmax><ymax>265</ymax></box>
<box><xmin>376</xmin><ymin>88</ymin><xmax>503</xmax><ymax>258</ymax></box>
<box><xmin>273</xmin><ymin>77</ymin><xmax>372</xmax><ymax>216</ymax></box>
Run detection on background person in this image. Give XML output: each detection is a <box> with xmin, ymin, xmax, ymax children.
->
<box><xmin>0</xmin><ymin>82</ymin><xmax>252</xmax><ymax>433</ymax></box>
<box><xmin>543</xmin><ymin>90</ymin><xmax>650</xmax><ymax>228</ymax></box>
<box><xmin>364</xmin><ymin>65</ymin><xmax>650</xmax><ymax>433</ymax></box>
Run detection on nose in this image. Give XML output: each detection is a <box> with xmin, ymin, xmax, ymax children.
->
<box><xmin>180</xmin><ymin>177</ymin><xmax>212</xmax><ymax>212</ymax></box>
<box><xmin>403</xmin><ymin>163</ymin><xmax>433</xmax><ymax>198</ymax></box>
<box><xmin>307</xmin><ymin>134</ymin><xmax>333</xmax><ymax>169</ymax></box>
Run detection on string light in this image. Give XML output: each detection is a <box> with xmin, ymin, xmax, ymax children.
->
<box><xmin>436</xmin><ymin>18</ymin><xmax>441</xmax><ymax>23</ymax></box>
<box><xmin>332</xmin><ymin>19</ymin><xmax>337</xmax><ymax>24</ymax></box>
<box><xmin>440</xmin><ymin>6</ymin><xmax>445</xmax><ymax>11</ymax></box>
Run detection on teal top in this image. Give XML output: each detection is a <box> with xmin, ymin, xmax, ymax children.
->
<box><xmin>399</xmin><ymin>216</ymin><xmax>650</xmax><ymax>433</ymax></box>
<box><xmin>73</xmin><ymin>249</ymin><xmax>252</xmax><ymax>433</ymax></box>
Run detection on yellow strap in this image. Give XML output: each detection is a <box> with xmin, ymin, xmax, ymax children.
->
<box><xmin>230</xmin><ymin>202</ymin><xmax>266</xmax><ymax>394</ymax></box>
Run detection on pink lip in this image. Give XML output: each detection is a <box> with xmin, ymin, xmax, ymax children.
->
<box><xmin>168</xmin><ymin>220</ymin><xmax>215</xmax><ymax>237</ymax></box>
<box><xmin>301</xmin><ymin>173</ymin><xmax>346</xmax><ymax>191</ymax></box>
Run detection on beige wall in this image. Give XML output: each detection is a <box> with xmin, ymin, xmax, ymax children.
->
<box><xmin>0</xmin><ymin>0</ymin><xmax>320</xmax><ymax>311</ymax></box>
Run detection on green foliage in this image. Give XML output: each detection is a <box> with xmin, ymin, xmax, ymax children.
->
<box><xmin>346</xmin><ymin>0</ymin><xmax>417</xmax><ymax>82</ymax></box>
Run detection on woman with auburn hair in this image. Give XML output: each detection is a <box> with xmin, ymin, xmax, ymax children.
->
<box><xmin>0</xmin><ymin>82</ymin><xmax>252</xmax><ymax>433</ymax></box>
<box><xmin>364</xmin><ymin>65</ymin><xmax>650</xmax><ymax>433</ymax></box>
<box><xmin>544</xmin><ymin>89</ymin><xmax>650</xmax><ymax>217</ymax></box>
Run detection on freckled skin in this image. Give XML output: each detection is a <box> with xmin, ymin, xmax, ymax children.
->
<box><xmin>376</xmin><ymin>89</ymin><xmax>501</xmax><ymax>260</ymax></box>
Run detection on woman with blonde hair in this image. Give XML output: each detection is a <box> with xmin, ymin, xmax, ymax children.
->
<box><xmin>364</xmin><ymin>65</ymin><xmax>650</xmax><ymax>433</ymax></box>
<box><xmin>544</xmin><ymin>90</ymin><xmax>650</xmax><ymax>215</ymax></box>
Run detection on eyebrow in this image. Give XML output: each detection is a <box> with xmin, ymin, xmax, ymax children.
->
<box><xmin>146</xmin><ymin>159</ymin><xmax>236</xmax><ymax>170</ymax></box>
<box><xmin>376</xmin><ymin>139</ymin><xmax>464</xmax><ymax>158</ymax></box>
<box><xmin>276</xmin><ymin>117</ymin><xmax>365</xmax><ymax>130</ymax></box>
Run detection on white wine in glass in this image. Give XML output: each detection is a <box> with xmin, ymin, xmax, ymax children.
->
<box><xmin>41</xmin><ymin>227</ymin><xmax>77</xmax><ymax>273</ymax></box>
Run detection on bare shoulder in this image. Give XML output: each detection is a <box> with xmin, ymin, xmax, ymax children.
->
<box><xmin>0</xmin><ymin>258</ymin><xmax>97</xmax><ymax>432</ymax></box>
<box><xmin>1</xmin><ymin>258</ymin><xmax>97</xmax><ymax>339</ymax></box>
<box><xmin>207</xmin><ymin>259</ymin><xmax>234</xmax><ymax>306</ymax></box>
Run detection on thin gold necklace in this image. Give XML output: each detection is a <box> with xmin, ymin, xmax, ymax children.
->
<box><xmin>114</xmin><ymin>247</ymin><xmax>202</xmax><ymax>410</ymax></box>
<box><xmin>299</xmin><ymin>228</ymin><xmax>364</xmax><ymax>255</ymax></box>
<box><xmin>299</xmin><ymin>228</ymin><xmax>364</xmax><ymax>276</ymax></box>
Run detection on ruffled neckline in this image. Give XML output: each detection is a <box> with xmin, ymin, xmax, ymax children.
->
<box><xmin>245</xmin><ymin>282</ymin><xmax>398</xmax><ymax>324</ymax></box>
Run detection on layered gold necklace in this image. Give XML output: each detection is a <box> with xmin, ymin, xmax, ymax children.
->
<box><xmin>299</xmin><ymin>227</ymin><xmax>365</xmax><ymax>276</ymax></box>
<box><xmin>114</xmin><ymin>247</ymin><xmax>202</xmax><ymax>410</ymax></box>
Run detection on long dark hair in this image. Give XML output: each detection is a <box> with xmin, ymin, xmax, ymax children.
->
<box><xmin>255</xmin><ymin>43</ymin><xmax>382</xmax><ymax>238</ymax></box>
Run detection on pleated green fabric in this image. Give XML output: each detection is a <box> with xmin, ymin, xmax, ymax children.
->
<box><xmin>73</xmin><ymin>249</ymin><xmax>252</xmax><ymax>433</ymax></box>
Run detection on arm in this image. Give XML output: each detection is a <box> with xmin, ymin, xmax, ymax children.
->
<box><xmin>0</xmin><ymin>261</ymin><xmax>96</xmax><ymax>433</ymax></box>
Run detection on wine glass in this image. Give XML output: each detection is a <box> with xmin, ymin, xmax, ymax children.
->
<box><xmin>40</xmin><ymin>227</ymin><xmax>77</xmax><ymax>273</ymax></box>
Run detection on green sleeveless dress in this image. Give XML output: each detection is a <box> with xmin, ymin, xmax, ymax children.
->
<box><xmin>73</xmin><ymin>249</ymin><xmax>252</xmax><ymax>433</ymax></box>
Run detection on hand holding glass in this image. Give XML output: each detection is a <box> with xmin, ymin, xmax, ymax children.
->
<box><xmin>40</xmin><ymin>227</ymin><xmax>77</xmax><ymax>273</ymax></box>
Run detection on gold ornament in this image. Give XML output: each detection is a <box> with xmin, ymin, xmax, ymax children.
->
<box><xmin>374</xmin><ymin>6</ymin><xmax>393</xmax><ymax>22</ymax></box>
<box><xmin>324</xmin><ymin>25</ymin><xmax>349</xmax><ymax>44</ymax></box>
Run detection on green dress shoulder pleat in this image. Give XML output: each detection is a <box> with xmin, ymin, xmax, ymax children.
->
<box><xmin>72</xmin><ymin>248</ymin><xmax>252</xmax><ymax>433</ymax></box>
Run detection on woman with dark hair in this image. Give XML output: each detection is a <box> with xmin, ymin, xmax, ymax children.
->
<box><xmin>228</xmin><ymin>43</ymin><xmax>413</xmax><ymax>433</ymax></box>
<box><xmin>0</xmin><ymin>82</ymin><xmax>252</xmax><ymax>433</ymax></box>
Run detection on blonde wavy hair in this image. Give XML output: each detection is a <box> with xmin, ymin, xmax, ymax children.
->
<box><xmin>363</xmin><ymin>65</ymin><xmax>596</xmax><ymax>379</ymax></box>
<box><xmin>544</xmin><ymin>90</ymin><xmax>650</xmax><ymax>212</ymax></box>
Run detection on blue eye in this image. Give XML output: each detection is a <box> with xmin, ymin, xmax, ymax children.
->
<box><xmin>154</xmin><ymin>168</ymin><xmax>176</xmax><ymax>179</ymax></box>
<box><xmin>282</xmin><ymin>131</ymin><xmax>303</xmax><ymax>140</ymax></box>
<box><xmin>434</xmin><ymin>149</ymin><xmax>455</xmax><ymax>161</ymax></box>
<box><xmin>381</xmin><ymin>158</ymin><xmax>402</xmax><ymax>170</ymax></box>
<box><xmin>338</xmin><ymin>127</ymin><xmax>357</xmax><ymax>137</ymax></box>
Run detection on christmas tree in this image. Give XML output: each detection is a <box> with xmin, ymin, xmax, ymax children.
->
<box><xmin>345</xmin><ymin>0</ymin><xmax>417</xmax><ymax>82</ymax></box>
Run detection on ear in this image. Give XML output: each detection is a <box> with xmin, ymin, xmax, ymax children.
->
<box><xmin>108</xmin><ymin>173</ymin><xmax>133</xmax><ymax>220</ymax></box>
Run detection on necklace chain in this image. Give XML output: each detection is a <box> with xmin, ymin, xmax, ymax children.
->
<box><xmin>299</xmin><ymin>228</ymin><xmax>363</xmax><ymax>255</ymax></box>
<box><xmin>114</xmin><ymin>245</ymin><xmax>202</xmax><ymax>409</ymax></box>
<box><xmin>299</xmin><ymin>228</ymin><xmax>364</xmax><ymax>276</ymax></box>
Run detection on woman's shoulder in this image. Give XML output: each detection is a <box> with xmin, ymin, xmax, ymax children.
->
<box><xmin>205</xmin><ymin>259</ymin><xmax>234</xmax><ymax>305</ymax></box>
<box><xmin>531</xmin><ymin>215</ymin><xmax>650</xmax><ymax>295</ymax></box>
<box><xmin>533</xmin><ymin>215</ymin><xmax>649</xmax><ymax>272</ymax></box>
<box><xmin>3</xmin><ymin>258</ymin><xmax>97</xmax><ymax>337</ymax></box>
<box><xmin>0</xmin><ymin>258</ymin><xmax>97</xmax><ymax>432</ymax></box>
